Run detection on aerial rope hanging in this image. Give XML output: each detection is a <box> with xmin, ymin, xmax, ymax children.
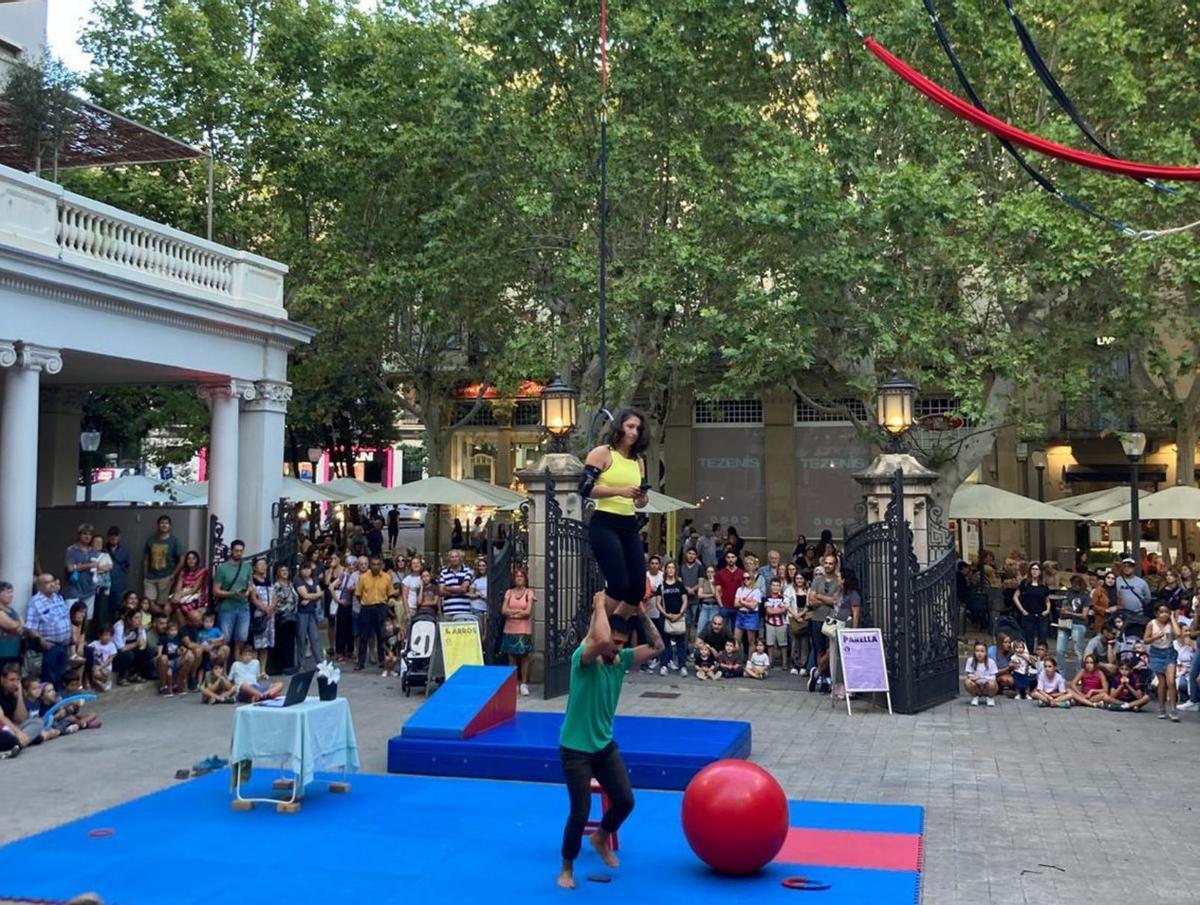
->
<box><xmin>828</xmin><ymin>0</ymin><xmax>1200</xmax><ymax>183</ymax></box>
<box><xmin>921</xmin><ymin>0</ymin><xmax>1135</xmax><ymax>236</ymax></box>
<box><xmin>1001</xmin><ymin>0</ymin><xmax>1175</xmax><ymax>196</ymax></box>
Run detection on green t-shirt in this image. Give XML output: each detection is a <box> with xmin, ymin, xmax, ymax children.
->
<box><xmin>214</xmin><ymin>558</ymin><xmax>251</xmax><ymax>613</ymax></box>
<box><xmin>144</xmin><ymin>534</ymin><xmax>182</xmax><ymax>580</ymax></box>
<box><xmin>558</xmin><ymin>644</ymin><xmax>634</xmax><ymax>753</ymax></box>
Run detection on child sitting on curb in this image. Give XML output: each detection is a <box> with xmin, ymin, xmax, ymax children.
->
<box><xmin>200</xmin><ymin>662</ymin><xmax>236</xmax><ymax>704</ymax></box>
<box><xmin>744</xmin><ymin>639</ymin><xmax>771</xmax><ymax>679</ymax></box>
<box><xmin>1031</xmin><ymin>656</ymin><xmax>1071</xmax><ymax>708</ymax></box>
<box><xmin>228</xmin><ymin>647</ymin><xmax>283</xmax><ymax>703</ymax></box>
<box><xmin>717</xmin><ymin>639</ymin><xmax>743</xmax><ymax>678</ymax></box>
<box><xmin>692</xmin><ymin>641</ymin><xmax>720</xmax><ymax>680</ymax></box>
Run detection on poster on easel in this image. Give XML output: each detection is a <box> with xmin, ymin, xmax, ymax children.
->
<box><xmin>836</xmin><ymin>628</ymin><xmax>892</xmax><ymax>715</ymax></box>
<box><xmin>437</xmin><ymin>620</ymin><xmax>483</xmax><ymax>680</ymax></box>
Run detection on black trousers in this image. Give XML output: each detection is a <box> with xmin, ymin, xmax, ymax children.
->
<box><xmin>357</xmin><ymin>605</ymin><xmax>386</xmax><ymax>668</ymax></box>
<box><xmin>588</xmin><ymin>511</ymin><xmax>646</xmax><ymax>608</ymax></box>
<box><xmin>559</xmin><ymin>742</ymin><xmax>635</xmax><ymax>861</ymax></box>
<box><xmin>335</xmin><ymin>602</ymin><xmax>355</xmax><ymax>656</ymax></box>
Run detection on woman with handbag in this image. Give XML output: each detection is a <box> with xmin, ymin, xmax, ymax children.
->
<box><xmin>784</xmin><ymin>573</ymin><xmax>811</xmax><ymax>676</ymax></box>
<box><xmin>168</xmin><ymin>551</ymin><xmax>208</xmax><ymax>620</ymax></box>
<box><xmin>271</xmin><ymin>564</ymin><xmax>299</xmax><ymax>675</ymax></box>
<box><xmin>695</xmin><ymin>565</ymin><xmax>720</xmax><ymax>636</ymax></box>
<box><xmin>249</xmin><ymin>558</ymin><xmax>277</xmax><ymax>674</ymax></box>
<box><xmin>659</xmin><ymin>561</ymin><xmax>690</xmax><ymax>676</ymax></box>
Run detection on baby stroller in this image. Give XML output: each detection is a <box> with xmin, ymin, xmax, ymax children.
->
<box><xmin>401</xmin><ymin>613</ymin><xmax>439</xmax><ymax>697</ymax></box>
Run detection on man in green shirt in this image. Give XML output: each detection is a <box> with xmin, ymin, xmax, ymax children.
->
<box><xmin>557</xmin><ymin>594</ymin><xmax>663</xmax><ymax>889</ymax></box>
<box><xmin>212</xmin><ymin>540</ymin><xmax>251</xmax><ymax>657</ymax></box>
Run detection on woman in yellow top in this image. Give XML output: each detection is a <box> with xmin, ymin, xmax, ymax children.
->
<box><xmin>580</xmin><ymin>408</ymin><xmax>650</xmax><ymax>620</ymax></box>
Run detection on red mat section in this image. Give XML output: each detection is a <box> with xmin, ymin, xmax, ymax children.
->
<box><xmin>774</xmin><ymin>827</ymin><xmax>922</xmax><ymax>873</ymax></box>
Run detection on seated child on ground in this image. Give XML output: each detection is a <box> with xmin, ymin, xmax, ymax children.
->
<box><xmin>692</xmin><ymin>641</ymin><xmax>719</xmax><ymax>680</ymax></box>
<box><xmin>229</xmin><ymin>647</ymin><xmax>283</xmax><ymax>703</ymax></box>
<box><xmin>156</xmin><ymin>619</ymin><xmax>193</xmax><ymax>696</ymax></box>
<box><xmin>1070</xmin><ymin>653</ymin><xmax>1109</xmax><ymax>708</ymax></box>
<box><xmin>744</xmin><ymin>640</ymin><xmax>771</xmax><ymax>680</ymax></box>
<box><xmin>1030</xmin><ymin>657</ymin><xmax>1072</xmax><ymax>708</ymax></box>
<box><xmin>717</xmin><ymin>640</ymin><xmax>743</xmax><ymax>678</ymax></box>
<box><xmin>200</xmin><ymin>662</ymin><xmax>236</xmax><ymax>704</ymax></box>
<box><xmin>23</xmin><ymin>677</ymin><xmax>100</xmax><ymax>732</ymax></box>
<box><xmin>1103</xmin><ymin>661</ymin><xmax>1151</xmax><ymax>711</ymax></box>
<box><xmin>963</xmin><ymin>642</ymin><xmax>998</xmax><ymax>706</ymax></box>
<box><xmin>196</xmin><ymin>611</ymin><xmax>230</xmax><ymax>677</ymax></box>
<box><xmin>86</xmin><ymin>626</ymin><xmax>118</xmax><ymax>692</ymax></box>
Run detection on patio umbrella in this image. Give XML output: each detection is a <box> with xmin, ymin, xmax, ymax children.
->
<box><xmin>1050</xmin><ymin>486</ymin><xmax>1151</xmax><ymax>517</ymax></box>
<box><xmin>318</xmin><ymin>477</ymin><xmax>381</xmax><ymax>500</ymax></box>
<box><xmin>641</xmin><ymin>490</ymin><xmax>697</xmax><ymax>515</ymax></box>
<box><xmin>1091</xmin><ymin>484</ymin><xmax>1200</xmax><ymax>522</ymax></box>
<box><xmin>344</xmin><ymin>476</ymin><xmax>521</xmax><ymax>507</ymax></box>
<box><xmin>458</xmin><ymin>478</ymin><xmax>527</xmax><ymax>508</ymax></box>
<box><xmin>78</xmin><ymin>474</ymin><xmax>201</xmax><ymax>504</ymax></box>
<box><xmin>175</xmin><ymin>477</ymin><xmax>338</xmax><ymax>505</ymax></box>
<box><xmin>949</xmin><ymin>483</ymin><xmax>1083</xmax><ymax>520</ymax></box>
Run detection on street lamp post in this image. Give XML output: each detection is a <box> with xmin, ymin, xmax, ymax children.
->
<box><xmin>306</xmin><ymin>447</ymin><xmax>323</xmax><ymax>484</ymax></box>
<box><xmin>875</xmin><ymin>371</ymin><xmax>917</xmax><ymax>451</ymax></box>
<box><xmin>1030</xmin><ymin>449</ymin><xmax>1047</xmax><ymax>562</ymax></box>
<box><xmin>79</xmin><ymin>426</ymin><xmax>101</xmax><ymax>503</ymax></box>
<box><xmin>1120</xmin><ymin>431</ymin><xmax>1147</xmax><ymax>573</ymax></box>
<box><xmin>540</xmin><ymin>375</ymin><xmax>579</xmax><ymax>454</ymax></box>
<box><xmin>1015</xmin><ymin>442</ymin><xmax>1030</xmax><ymax>557</ymax></box>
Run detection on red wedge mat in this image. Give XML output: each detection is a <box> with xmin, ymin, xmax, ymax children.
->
<box><xmin>773</xmin><ymin>827</ymin><xmax>922</xmax><ymax>873</ymax></box>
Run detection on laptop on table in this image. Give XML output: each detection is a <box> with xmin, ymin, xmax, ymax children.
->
<box><xmin>256</xmin><ymin>669</ymin><xmax>316</xmax><ymax>708</ymax></box>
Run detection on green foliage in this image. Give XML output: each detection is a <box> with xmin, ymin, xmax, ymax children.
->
<box><xmin>83</xmin><ymin>387</ymin><xmax>209</xmax><ymax>465</ymax></box>
<box><xmin>2</xmin><ymin>53</ymin><xmax>80</xmax><ymax>177</ymax></box>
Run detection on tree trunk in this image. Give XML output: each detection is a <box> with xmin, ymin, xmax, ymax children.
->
<box><xmin>1176</xmin><ymin>416</ymin><xmax>1197</xmax><ymax>487</ymax></box>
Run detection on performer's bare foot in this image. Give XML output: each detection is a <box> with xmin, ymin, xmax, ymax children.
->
<box><xmin>590</xmin><ymin>830</ymin><xmax>620</xmax><ymax>868</ymax></box>
<box><xmin>557</xmin><ymin>861</ymin><xmax>576</xmax><ymax>889</ymax></box>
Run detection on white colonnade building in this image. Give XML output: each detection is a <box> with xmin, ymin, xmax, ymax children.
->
<box><xmin>0</xmin><ymin>165</ymin><xmax>312</xmax><ymax>612</ymax></box>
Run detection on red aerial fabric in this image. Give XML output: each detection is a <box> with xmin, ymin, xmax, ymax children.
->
<box><xmin>863</xmin><ymin>36</ymin><xmax>1200</xmax><ymax>182</ymax></box>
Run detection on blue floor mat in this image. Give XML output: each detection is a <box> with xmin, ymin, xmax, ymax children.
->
<box><xmin>0</xmin><ymin>771</ymin><xmax>920</xmax><ymax>905</ymax></box>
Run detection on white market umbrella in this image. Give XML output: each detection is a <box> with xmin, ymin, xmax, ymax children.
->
<box><xmin>1092</xmin><ymin>484</ymin><xmax>1200</xmax><ymax>522</ymax></box>
<box><xmin>641</xmin><ymin>490</ymin><xmax>697</xmax><ymax>515</ymax></box>
<box><xmin>345</xmin><ymin>475</ymin><xmax>518</xmax><ymax>508</ymax></box>
<box><xmin>319</xmin><ymin>477</ymin><xmax>382</xmax><ymax>501</ymax></box>
<box><xmin>458</xmin><ymin>478</ymin><xmax>527</xmax><ymax>508</ymax></box>
<box><xmin>177</xmin><ymin>477</ymin><xmax>338</xmax><ymax>505</ymax></box>
<box><xmin>1050</xmin><ymin>486</ymin><xmax>1150</xmax><ymax>517</ymax></box>
<box><xmin>949</xmin><ymin>483</ymin><xmax>1083</xmax><ymax>521</ymax></box>
<box><xmin>79</xmin><ymin>474</ymin><xmax>201</xmax><ymax>504</ymax></box>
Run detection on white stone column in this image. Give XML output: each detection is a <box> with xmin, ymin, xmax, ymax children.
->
<box><xmin>237</xmin><ymin>379</ymin><xmax>291</xmax><ymax>552</ymax></box>
<box><xmin>0</xmin><ymin>343</ymin><xmax>62</xmax><ymax>613</ymax></box>
<box><xmin>37</xmin><ymin>387</ymin><xmax>87</xmax><ymax>507</ymax></box>
<box><xmin>198</xmin><ymin>381</ymin><xmax>254</xmax><ymax>546</ymax></box>
<box><xmin>853</xmin><ymin>452</ymin><xmax>940</xmax><ymax>566</ymax></box>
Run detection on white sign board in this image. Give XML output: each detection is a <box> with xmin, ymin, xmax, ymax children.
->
<box><xmin>836</xmin><ymin>628</ymin><xmax>892</xmax><ymax>715</ymax></box>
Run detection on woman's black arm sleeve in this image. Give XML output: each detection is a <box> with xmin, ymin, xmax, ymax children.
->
<box><xmin>578</xmin><ymin>464</ymin><xmax>602</xmax><ymax>498</ymax></box>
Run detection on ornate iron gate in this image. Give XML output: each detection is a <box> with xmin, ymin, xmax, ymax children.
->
<box><xmin>542</xmin><ymin>472</ymin><xmax>604</xmax><ymax>699</ymax></box>
<box><xmin>842</xmin><ymin>469</ymin><xmax>958</xmax><ymax>714</ymax></box>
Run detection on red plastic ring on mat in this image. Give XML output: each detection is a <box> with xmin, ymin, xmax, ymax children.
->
<box><xmin>782</xmin><ymin>876</ymin><xmax>832</xmax><ymax>891</ymax></box>
<box><xmin>88</xmin><ymin>828</ymin><xmax>115</xmax><ymax>838</ymax></box>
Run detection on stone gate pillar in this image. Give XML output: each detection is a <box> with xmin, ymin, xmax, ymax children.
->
<box><xmin>515</xmin><ymin>452</ymin><xmax>583</xmax><ymax>683</ymax></box>
<box><xmin>853</xmin><ymin>453</ymin><xmax>939</xmax><ymax>566</ymax></box>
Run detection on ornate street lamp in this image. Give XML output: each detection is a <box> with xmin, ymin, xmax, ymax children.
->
<box><xmin>1119</xmin><ymin>430</ymin><xmax>1147</xmax><ymax>572</ymax></box>
<box><xmin>540</xmin><ymin>375</ymin><xmax>578</xmax><ymax>453</ymax></box>
<box><xmin>79</xmin><ymin>425</ymin><xmax>101</xmax><ymax>503</ymax></box>
<box><xmin>875</xmin><ymin>372</ymin><xmax>916</xmax><ymax>451</ymax></box>
<box><xmin>1030</xmin><ymin>448</ymin><xmax>1047</xmax><ymax>561</ymax></box>
<box><xmin>306</xmin><ymin>446</ymin><xmax>323</xmax><ymax>484</ymax></box>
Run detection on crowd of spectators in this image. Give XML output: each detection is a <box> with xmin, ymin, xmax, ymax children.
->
<box><xmin>959</xmin><ymin>547</ymin><xmax>1199</xmax><ymax>720</ymax></box>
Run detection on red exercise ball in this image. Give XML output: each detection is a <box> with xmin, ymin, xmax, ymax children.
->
<box><xmin>681</xmin><ymin>759</ymin><xmax>790</xmax><ymax>875</ymax></box>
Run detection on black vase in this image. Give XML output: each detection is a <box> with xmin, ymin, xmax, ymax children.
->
<box><xmin>317</xmin><ymin>676</ymin><xmax>338</xmax><ymax>701</ymax></box>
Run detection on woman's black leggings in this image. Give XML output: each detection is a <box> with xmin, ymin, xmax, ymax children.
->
<box><xmin>588</xmin><ymin>511</ymin><xmax>646</xmax><ymax>608</ymax></box>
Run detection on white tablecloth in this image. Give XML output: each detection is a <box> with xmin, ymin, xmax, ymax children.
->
<box><xmin>230</xmin><ymin>697</ymin><xmax>359</xmax><ymax>791</ymax></box>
